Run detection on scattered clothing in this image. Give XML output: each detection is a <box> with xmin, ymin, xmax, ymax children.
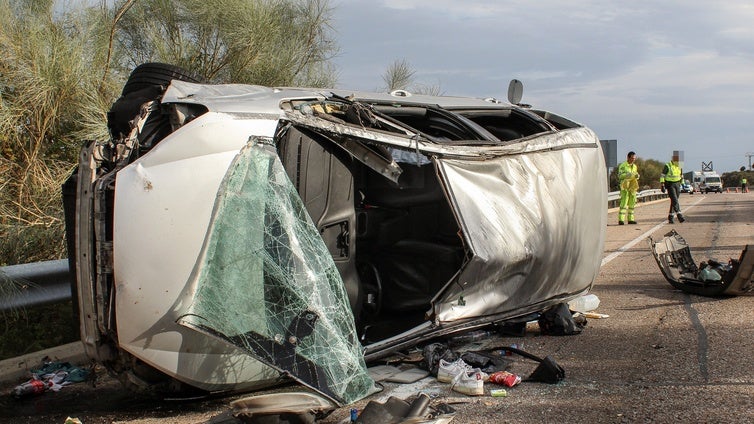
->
<box><xmin>11</xmin><ymin>362</ymin><xmax>90</xmax><ymax>398</ymax></box>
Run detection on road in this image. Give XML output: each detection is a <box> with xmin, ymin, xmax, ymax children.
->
<box><xmin>2</xmin><ymin>192</ymin><xmax>753</xmax><ymax>423</ymax></box>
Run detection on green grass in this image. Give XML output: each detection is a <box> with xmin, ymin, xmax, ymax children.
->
<box><xmin>0</xmin><ymin>224</ymin><xmax>75</xmax><ymax>361</ymax></box>
<box><xmin>0</xmin><ymin>302</ymin><xmax>79</xmax><ymax>360</ymax></box>
<box><xmin>0</xmin><ymin>223</ymin><xmax>66</xmax><ymax>267</ymax></box>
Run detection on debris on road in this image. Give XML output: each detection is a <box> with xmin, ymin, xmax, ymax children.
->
<box><xmin>649</xmin><ymin>229</ymin><xmax>754</xmax><ymax>296</ymax></box>
<box><xmin>537</xmin><ymin>303</ymin><xmax>587</xmax><ymax>336</ymax></box>
<box><xmin>10</xmin><ymin>361</ymin><xmax>90</xmax><ymax>398</ymax></box>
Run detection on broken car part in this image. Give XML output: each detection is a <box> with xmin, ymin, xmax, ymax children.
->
<box><xmin>649</xmin><ymin>230</ymin><xmax>754</xmax><ymax>296</ymax></box>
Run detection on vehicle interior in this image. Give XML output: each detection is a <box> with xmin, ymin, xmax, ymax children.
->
<box><xmin>104</xmin><ymin>89</ymin><xmax>569</xmax><ymax>346</ymax></box>
<box><xmin>277</xmin><ymin>100</ymin><xmax>560</xmax><ymax>344</ymax></box>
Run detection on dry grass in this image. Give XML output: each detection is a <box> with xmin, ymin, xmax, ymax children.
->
<box><xmin>0</xmin><ymin>0</ymin><xmax>339</xmax><ymax>267</ymax></box>
<box><xmin>0</xmin><ymin>3</ymin><xmax>112</xmax><ymax>266</ymax></box>
<box><xmin>0</xmin><ymin>1</ymin><xmax>342</xmax><ymax>359</ymax></box>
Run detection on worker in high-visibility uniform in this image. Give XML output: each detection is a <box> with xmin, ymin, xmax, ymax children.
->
<box><xmin>742</xmin><ymin>176</ymin><xmax>748</xmax><ymax>193</ymax></box>
<box><xmin>660</xmin><ymin>152</ymin><xmax>685</xmax><ymax>224</ymax></box>
<box><xmin>617</xmin><ymin>151</ymin><xmax>639</xmax><ymax>225</ymax></box>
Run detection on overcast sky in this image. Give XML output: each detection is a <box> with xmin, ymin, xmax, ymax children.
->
<box><xmin>330</xmin><ymin>0</ymin><xmax>754</xmax><ymax>172</ymax></box>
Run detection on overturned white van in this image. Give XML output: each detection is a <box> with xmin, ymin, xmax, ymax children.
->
<box><xmin>64</xmin><ymin>63</ymin><xmax>607</xmax><ymax>405</ymax></box>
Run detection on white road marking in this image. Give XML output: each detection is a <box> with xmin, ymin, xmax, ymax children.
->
<box><xmin>601</xmin><ymin>196</ymin><xmax>706</xmax><ymax>267</ymax></box>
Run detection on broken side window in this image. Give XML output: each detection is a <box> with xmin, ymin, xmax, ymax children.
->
<box><xmin>177</xmin><ymin>139</ymin><xmax>375</xmax><ymax>405</ymax></box>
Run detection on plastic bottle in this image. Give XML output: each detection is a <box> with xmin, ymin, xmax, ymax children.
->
<box><xmin>567</xmin><ymin>294</ymin><xmax>601</xmax><ymax>313</ymax></box>
<box><xmin>11</xmin><ymin>378</ymin><xmax>47</xmax><ymax>398</ymax></box>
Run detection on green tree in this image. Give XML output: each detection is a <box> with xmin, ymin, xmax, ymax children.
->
<box><xmin>722</xmin><ymin>170</ymin><xmax>752</xmax><ymax>190</ymax></box>
<box><xmin>1</xmin><ymin>0</ymin><xmax>342</xmax><ymax>360</ymax></box>
<box><xmin>638</xmin><ymin>158</ymin><xmax>664</xmax><ymax>190</ymax></box>
<box><xmin>0</xmin><ymin>1</ymin><xmax>115</xmax><ymax>265</ymax></box>
<box><xmin>1</xmin><ymin>0</ymin><xmax>341</xmax><ymax>267</ymax></box>
<box><xmin>0</xmin><ymin>0</ymin><xmax>116</xmax><ymax>360</ymax></box>
<box><xmin>113</xmin><ymin>0</ymin><xmax>339</xmax><ymax>87</ymax></box>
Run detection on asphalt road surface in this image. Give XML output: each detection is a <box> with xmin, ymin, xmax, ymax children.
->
<box><xmin>2</xmin><ymin>192</ymin><xmax>753</xmax><ymax>423</ymax></box>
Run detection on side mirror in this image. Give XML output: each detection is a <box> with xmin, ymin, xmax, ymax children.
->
<box><xmin>507</xmin><ymin>79</ymin><xmax>523</xmax><ymax>104</ymax></box>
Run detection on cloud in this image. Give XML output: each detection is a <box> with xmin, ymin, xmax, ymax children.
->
<box><xmin>332</xmin><ymin>0</ymin><xmax>754</xmax><ymax>171</ymax></box>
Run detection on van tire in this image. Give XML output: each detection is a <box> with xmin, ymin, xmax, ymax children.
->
<box><xmin>121</xmin><ymin>63</ymin><xmax>201</xmax><ymax>96</ymax></box>
<box><xmin>109</xmin><ymin>63</ymin><xmax>202</xmax><ymax>148</ymax></box>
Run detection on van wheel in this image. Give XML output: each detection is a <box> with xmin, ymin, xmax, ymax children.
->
<box><xmin>109</xmin><ymin>63</ymin><xmax>202</xmax><ymax>150</ymax></box>
<box><xmin>121</xmin><ymin>62</ymin><xmax>201</xmax><ymax>96</ymax></box>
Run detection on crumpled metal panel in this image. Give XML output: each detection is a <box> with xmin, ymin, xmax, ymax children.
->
<box><xmin>434</xmin><ymin>127</ymin><xmax>607</xmax><ymax>322</ymax></box>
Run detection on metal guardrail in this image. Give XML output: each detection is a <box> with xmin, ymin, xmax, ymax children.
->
<box><xmin>0</xmin><ymin>259</ymin><xmax>71</xmax><ymax>312</ymax></box>
<box><xmin>607</xmin><ymin>189</ymin><xmax>666</xmax><ymax>209</ymax></box>
<box><xmin>0</xmin><ymin>191</ymin><xmax>668</xmax><ymax>312</ymax></box>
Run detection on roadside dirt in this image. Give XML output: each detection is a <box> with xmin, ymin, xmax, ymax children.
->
<box><xmin>0</xmin><ymin>332</ymin><xmax>551</xmax><ymax>424</ymax></box>
<box><xmin>0</xmin><ymin>365</ymin><xmax>234</xmax><ymax>424</ymax></box>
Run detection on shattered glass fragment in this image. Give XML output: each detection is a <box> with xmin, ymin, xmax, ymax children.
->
<box><xmin>178</xmin><ymin>139</ymin><xmax>374</xmax><ymax>405</ymax></box>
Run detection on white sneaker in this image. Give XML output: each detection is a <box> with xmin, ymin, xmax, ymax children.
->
<box><xmin>450</xmin><ymin>369</ymin><xmax>485</xmax><ymax>396</ymax></box>
<box><xmin>437</xmin><ymin>358</ymin><xmax>474</xmax><ymax>383</ymax></box>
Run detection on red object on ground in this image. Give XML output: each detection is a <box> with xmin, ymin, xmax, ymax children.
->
<box><xmin>11</xmin><ymin>378</ymin><xmax>47</xmax><ymax>398</ymax></box>
<box><xmin>488</xmin><ymin>371</ymin><xmax>522</xmax><ymax>387</ymax></box>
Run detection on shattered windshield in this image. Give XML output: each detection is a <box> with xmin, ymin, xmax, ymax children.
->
<box><xmin>178</xmin><ymin>139</ymin><xmax>374</xmax><ymax>405</ymax></box>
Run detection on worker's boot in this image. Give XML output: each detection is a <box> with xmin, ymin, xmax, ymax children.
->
<box><xmin>677</xmin><ymin>214</ymin><xmax>685</xmax><ymax>223</ymax></box>
<box><xmin>668</xmin><ymin>214</ymin><xmax>674</xmax><ymax>224</ymax></box>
